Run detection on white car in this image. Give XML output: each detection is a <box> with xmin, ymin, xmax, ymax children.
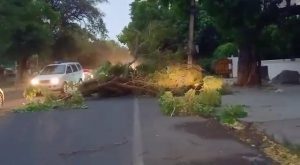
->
<box><xmin>30</xmin><ymin>62</ymin><xmax>84</xmax><ymax>93</ymax></box>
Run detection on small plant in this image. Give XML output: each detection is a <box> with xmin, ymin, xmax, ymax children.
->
<box><xmin>198</xmin><ymin>90</ymin><xmax>221</xmax><ymax>107</ymax></box>
<box><xmin>23</xmin><ymin>86</ymin><xmax>41</xmax><ymax>101</ymax></box>
<box><xmin>64</xmin><ymin>92</ymin><xmax>85</xmax><ymax>108</ymax></box>
<box><xmin>15</xmin><ymin>100</ymin><xmax>52</xmax><ymax>113</ymax></box>
<box><xmin>16</xmin><ymin>90</ymin><xmax>86</xmax><ymax>113</ymax></box>
<box><xmin>159</xmin><ymin>91</ymin><xmax>176</xmax><ymax>115</ymax></box>
<box><xmin>194</xmin><ymin>103</ymin><xmax>215</xmax><ymax>117</ymax></box>
<box><xmin>202</xmin><ymin>76</ymin><xmax>223</xmax><ymax>91</ymax></box>
<box><xmin>159</xmin><ymin>89</ymin><xmax>217</xmax><ymax>117</ymax></box>
<box><xmin>217</xmin><ymin>105</ymin><xmax>248</xmax><ymax>124</ymax></box>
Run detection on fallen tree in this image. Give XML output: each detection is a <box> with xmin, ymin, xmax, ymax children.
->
<box><xmin>78</xmin><ymin>62</ymin><xmax>203</xmax><ymax>97</ymax></box>
<box><xmin>79</xmin><ymin>77</ymin><xmax>158</xmax><ymax>97</ymax></box>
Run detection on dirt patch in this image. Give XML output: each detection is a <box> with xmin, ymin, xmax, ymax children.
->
<box><xmin>225</xmin><ymin>121</ymin><xmax>299</xmax><ymax>164</ymax></box>
<box><xmin>175</xmin><ymin>119</ymin><xmax>235</xmax><ymax>140</ymax></box>
<box><xmin>176</xmin><ymin>153</ymin><xmax>270</xmax><ymax>165</ymax></box>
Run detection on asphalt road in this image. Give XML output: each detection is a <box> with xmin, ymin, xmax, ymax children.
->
<box><xmin>0</xmin><ymin>97</ymin><xmax>271</xmax><ymax>165</ymax></box>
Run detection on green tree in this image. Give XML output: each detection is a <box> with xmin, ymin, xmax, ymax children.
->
<box><xmin>0</xmin><ymin>0</ymin><xmax>59</xmax><ymax>81</ymax></box>
<box><xmin>203</xmin><ymin>0</ymin><xmax>300</xmax><ymax>86</ymax></box>
<box><xmin>48</xmin><ymin>0</ymin><xmax>108</xmax><ymax>62</ymax></box>
<box><xmin>47</xmin><ymin>0</ymin><xmax>107</xmax><ymax>37</ymax></box>
<box><xmin>119</xmin><ymin>0</ymin><xmax>221</xmax><ymax>64</ymax></box>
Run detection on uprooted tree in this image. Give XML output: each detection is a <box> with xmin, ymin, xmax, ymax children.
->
<box><xmin>203</xmin><ymin>0</ymin><xmax>300</xmax><ymax>86</ymax></box>
<box><xmin>78</xmin><ymin>62</ymin><xmax>203</xmax><ymax>97</ymax></box>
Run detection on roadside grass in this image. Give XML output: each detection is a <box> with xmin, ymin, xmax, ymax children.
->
<box><xmin>14</xmin><ymin>86</ymin><xmax>87</xmax><ymax>113</ymax></box>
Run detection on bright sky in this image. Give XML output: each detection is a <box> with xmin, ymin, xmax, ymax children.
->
<box><xmin>100</xmin><ymin>0</ymin><xmax>133</xmax><ymax>41</ymax></box>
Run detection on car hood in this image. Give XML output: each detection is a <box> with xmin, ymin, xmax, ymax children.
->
<box><xmin>33</xmin><ymin>74</ymin><xmax>64</xmax><ymax>80</ymax></box>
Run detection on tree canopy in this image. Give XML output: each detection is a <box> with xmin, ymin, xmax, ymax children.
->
<box><xmin>120</xmin><ymin>0</ymin><xmax>300</xmax><ymax>86</ymax></box>
<box><xmin>0</xmin><ymin>0</ymin><xmax>109</xmax><ymax>81</ymax></box>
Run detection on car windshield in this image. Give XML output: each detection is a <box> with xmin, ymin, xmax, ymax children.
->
<box><xmin>40</xmin><ymin>65</ymin><xmax>66</xmax><ymax>75</ymax></box>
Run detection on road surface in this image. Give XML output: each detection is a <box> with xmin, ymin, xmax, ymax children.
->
<box><xmin>0</xmin><ymin>97</ymin><xmax>271</xmax><ymax>165</ymax></box>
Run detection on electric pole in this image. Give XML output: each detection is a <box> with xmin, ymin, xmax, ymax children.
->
<box><xmin>188</xmin><ymin>0</ymin><xmax>196</xmax><ymax>66</ymax></box>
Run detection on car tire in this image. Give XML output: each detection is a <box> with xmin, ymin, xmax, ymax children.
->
<box><xmin>79</xmin><ymin>78</ymin><xmax>83</xmax><ymax>83</ymax></box>
<box><xmin>62</xmin><ymin>82</ymin><xmax>68</xmax><ymax>94</ymax></box>
<box><xmin>0</xmin><ymin>91</ymin><xmax>4</xmax><ymax>108</ymax></box>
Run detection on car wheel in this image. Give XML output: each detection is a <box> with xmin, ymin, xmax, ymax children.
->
<box><xmin>62</xmin><ymin>82</ymin><xmax>68</xmax><ymax>94</ymax></box>
<box><xmin>0</xmin><ymin>92</ymin><xmax>4</xmax><ymax>108</ymax></box>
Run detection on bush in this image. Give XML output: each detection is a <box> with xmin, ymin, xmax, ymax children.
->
<box><xmin>213</xmin><ymin>42</ymin><xmax>238</xmax><ymax>59</ymax></box>
<box><xmin>194</xmin><ymin>103</ymin><xmax>215</xmax><ymax>117</ymax></box>
<box><xmin>16</xmin><ymin>91</ymin><xmax>86</xmax><ymax>113</ymax></box>
<box><xmin>136</xmin><ymin>63</ymin><xmax>157</xmax><ymax>75</ymax></box>
<box><xmin>217</xmin><ymin>105</ymin><xmax>248</xmax><ymax>124</ymax></box>
<box><xmin>159</xmin><ymin>89</ymin><xmax>216</xmax><ymax>117</ymax></box>
<box><xmin>23</xmin><ymin>86</ymin><xmax>41</xmax><ymax>101</ymax></box>
<box><xmin>152</xmin><ymin>64</ymin><xmax>203</xmax><ymax>91</ymax></box>
<box><xmin>198</xmin><ymin>90</ymin><xmax>221</xmax><ymax>107</ymax></box>
<box><xmin>202</xmin><ymin>76</ymin><xmax>224</xmax><ymax>91</ymax></box>
<box><xmin>93</xmin><ymin>61</ymin><xmax>112</xmax><ymax>79</ymax></box>
<box><xmin>64</xmin><ymin>92</ymin><xmax>85</xmax><ymax>108</ymax></box>
<box><xmin>199</xmin><ymin>58</ymin><xmax>214</xmax><ymax>73</ymax></box>
<box><xmin>159</xmin><ymin>91</ymin><xmax>176</xmax><ymax>115</ymax></box>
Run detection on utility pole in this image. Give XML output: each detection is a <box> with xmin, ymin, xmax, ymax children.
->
<box><xmin>188</xmin><ymin>0</ymin><xmax>196</xmax><ymax>66</ymax></box>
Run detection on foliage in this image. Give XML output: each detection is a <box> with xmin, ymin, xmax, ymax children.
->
<box><xmin>119</xmin><ymin>0</ymin><xmax>220</xmax><ymax>61</ymax></box>
<box><xmin>198</xmin><ymin>90</ymin><xmax>221</xmax><ymax>107</ymax></box>
<box><xmin>202</xmin><ymin>76</ymin><xmax>223</xmax><ymax>91</ymax></box>
<box><xmin>135</xmin><ymin>63</ymin><xmax>157</xmax><ymax>75</ymax></box>
<box><xmin>15</xmin><ymin>100</ymin><xmax>53</xmax><ymax>113</ymax></box>
<box><xmin>0</xmin><ymin>0</ymin><xmax>59</xmax><ymax>60</ymax></box>
<box><xmin>93</xmin><ymin>62</ymin><xmax>133</xmax><ymax>80</ymax></box>
<box><xmin>217</xmin><ymin>105</ymin><xmax>248</xmax><ymax>124</ymax></box>
<box><xmin>199</xmin><ymin>58</ymin><xmax>214</xmax><ymax>73</ymax></box>
<box><xmin>18</xmin><ymin>86</ymin><xmax>86</xmax><ymax>112</ymax></box>
<box><xmin>48</xmin><ymin>0</ymin><xmax>107</xmax><ymax>37</ymax></box>
<box><xmin>213</xmin><ymin>42</ymin><xmax>238</xmax><ymax>59</ymax></box>
<box><xmin>159</xmin><ymin>91</ymin><xmax>176</xmax><ymax>115</ymax></box>
<box><xmin>159</xmin><ymin>89</ymin><xmax>217</xmax><ymax>117</ymax></box>
<box><xmin>23</xmin><ymin>86</ymin><xmax>41</xmax><ymax>101</ymax></box>
<box><xmin>64</xmin><ymin>92</ymin><xmax>85</xmax><ymax>108</ymax></box>
<box><xmin>193</xmin><ymin>103</ymin><xmax>215</xmax><ymax>118</ymax></box>
<box><xmin>152</xmin><ymin>65</ymin><xmax>203</xmax><ymax>91</ymax></box>
<box><xmin>16</xmin><ymin>93</ymin><xmax>86</xmax><ymax>113</ymax></box>
<box><xmin>93</xmin><ymin>62</ymin><xmax>112</xmax><ymax>79</ymax></box>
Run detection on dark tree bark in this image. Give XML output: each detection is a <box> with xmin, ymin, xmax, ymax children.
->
<box><xmin>237</xmin><ymin>44</ymin><xmax>261</xmax><ymax>86</ymax></box>
<box><xmin>17</xmin><ymin>56</ymin><xmax>29</xmax><ymax>83</ymax></box>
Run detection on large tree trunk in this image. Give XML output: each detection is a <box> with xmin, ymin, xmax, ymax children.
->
<box><xmin>237</xmin><ymin>44</ymin><xmax>261</xmax><ymax>86</ymax></box>
<box><xmin>16</xmin><ymin>56</ymin><xmax>29</xmax><ymax>83</ymax></box>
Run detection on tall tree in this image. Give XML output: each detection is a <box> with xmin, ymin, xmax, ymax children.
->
<box><xmin>47</xmin><ymin>0</ymin><xmax>107</xmax><ymax>37</ymax></box>
<box><xmin>203</xmin><ymin>0</ymin><xmax>300</xmax><ymax>86</ymax></box>
<box><xmin>47</xmin><ymin>0</ymin><xmax>108</xmax><ymax>61</ymax></box>
<box><xmin>0</xmin><ymin>0</ymin><xmax>58</xmax><ymax>81</ymax></box>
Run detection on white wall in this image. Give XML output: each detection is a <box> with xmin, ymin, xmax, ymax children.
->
<box><xmin>229</xmin><ymin>57</ymin><xmax>300</xmax><ymax>80</ymax></box>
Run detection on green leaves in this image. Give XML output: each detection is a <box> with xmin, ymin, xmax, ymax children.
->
<box><xmin>213</xmin><ymin>42</ymin><xmax>238</xmax><ymax>59</ymax></box>
<box><xmin>217</xmin><ymin>105</ymin><xmax>248</xmax><ymax>124</ymax></box>
<box><xmin>0</xmin><ymin>0</ymin><xmax>58</xmax><ymax>59</ymax></box>
<box><xmin>159</xmin><ymin>89</ymin><xmax>219</xmax><ymax>117</ymax></box>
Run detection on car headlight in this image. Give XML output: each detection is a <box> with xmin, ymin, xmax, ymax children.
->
<box><xmin>31</xmin><ymin>78</ymin><xmax>39</xmax><ymax>86</ymax></box>
<box><xmin>50</xmin><ymin>77</ymin><xmax>60</xmax><ymax>85</ymax></box>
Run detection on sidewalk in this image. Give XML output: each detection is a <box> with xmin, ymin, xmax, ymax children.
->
<box><xmin>223</xmin><ymin>85</ymin><xmax>300</xmax><ymax>146</ymax></box>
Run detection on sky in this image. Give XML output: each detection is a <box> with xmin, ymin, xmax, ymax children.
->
<box><xmin>100</xmin><ymin>0</ymin><xmax>133</xmax><ymax>41</ymax></box>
